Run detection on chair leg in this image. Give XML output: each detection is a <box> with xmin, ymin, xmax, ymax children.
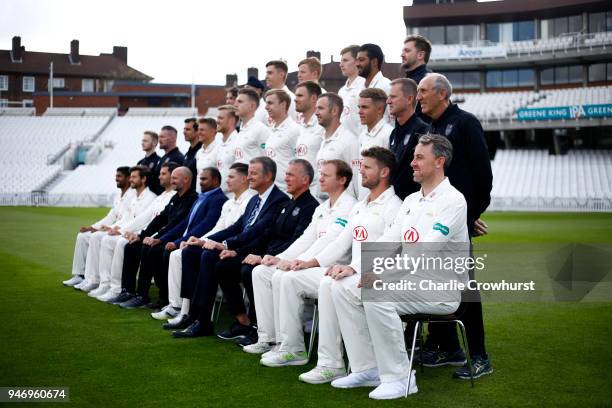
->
<box><xmin>307</xmin><ymin>303</ymin><xmax>318</xmax><ymax>363</ymax></box>
<box><xmin>406</xmin><ymin>320</ymin><xmax>420</xmax><ymax>398</ymax></box>
<box><xmin>418</xmin><ymin>322</ymin><xmax>425</xmax><ymax>374</ymax></box>
<box><xmin>213</xmin><ymin>294</ymin><xmax>223</xmax><ymax>324</ymax></box>
<box><xmin>456</xmin><ymin>320</ymin><xmax>474</xmax><ymax>388</ymax></box>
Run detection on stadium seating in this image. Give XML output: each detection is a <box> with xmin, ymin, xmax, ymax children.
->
<box><xmin>528</xmin><ymin>86</ymin><xmax>611</xmax><ymax>108</ymax></box>
<box><xmin>490</xmin><ymin>149</ymin><xmax>612</xmax><ymax>211</ymax></box>
<box><xmin>48</xmin><ymin>115</ymin><xmax>193</xmax><ymax>204</ymax></box>
<box><xmin>0</xmin><ymin>107</ymin><xmax>35</xmax><ymax>116</ymax></box>
<box><xmin>0</xmin><ymin>116</ymin><xmax>111</xmax><ymax>195</ymax></box>
<box><xmin>125</xmin><ymin>108</ymin><xmax>198</xmax><ymax>117</ymax></box>
<box><xmin>43</xmin><ymin>107</ymin><xmax>117</xmax><ymax>117</ymax></box>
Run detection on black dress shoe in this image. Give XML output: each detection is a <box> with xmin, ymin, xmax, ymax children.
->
<box><xmin>236</xmin><ymin>330</ymin><xmax>258</xmax><ymax>347</ymax></box>
<box><xmin>146</xmin><ymin>300</ymin><xmax>167</xmax><ymax>310</ymax></box>
<box><xmin>172</xmin><ymin>320</ymin><xmax>213</xmax><ymax>338</ymax></box>
<box><xmin>162</xmin><ymin>314</ymin><xmax>193</xmax><ymax>330</ymax></box>
<box><xmin>107</xmin><ymin>291</ymin><xmax>132</xmax><ymax>305</ymax></box>
<box><xmin>217</xmin><ymin>320</ymin><xmax>255</xmax><ymax>340</ymax></box>
<box><xmin>119</xmin><ymin>295</ymin><xmax>149</xmax><ymax>309</ymax></box>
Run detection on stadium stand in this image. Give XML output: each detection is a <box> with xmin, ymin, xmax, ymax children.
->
<box><xmin>47</xmin><ymin>114</ymin><xmax>194</xmax><ymax>206</ymax></box>
<box><xmin>490</xmin><ymin>150</ymin><xmax>612</xmax><ymax>211</ymax></box>
<box><xmin>0</xmin><ymin>107</ymin><xmax>36</xmax><ymax>116</ymax></box>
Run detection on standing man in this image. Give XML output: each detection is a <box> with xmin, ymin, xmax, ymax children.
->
<box><xmin>297</xmin><ymin>57</ymin><xmax>326</xmax><ymax>93</ymax></box>
<box><xmin>262</xmin><ymin>147</ymin><xmax>401</xmax><ymax>372</ymax></box>
<box><xmin>314</xmin><ymin>93</ymin><xmax>360</xmax><ymax>199</ymax></box>
<box><xmin>243</xmin><ymin>76</ymin><xmax>269</xmax><ymax>126</ymax></box>
<box><xmin>357</xmin><ymin>88</ymin><xmax>393</xmax><ymax>200</ymax></box>
<box><xmin>151</xmin><ymin>125</ymin><xmax>183</xmax><ymax>194</ymax></box>
<box><xmin>415</xmin><ymin>73</ymin><xmax>493</xmax><ymax>380</ymax></box>
<box><xmin>195</xmin><ymin>117</ymin><xmax>220</xmax><ymax>193</ymax></box>
<box><xmin>226</xmin><ymin>86</ymin><xmax>239</xmax><ymax>106</ymax></box>
<box><xmin>387</xmin><ymin>78</ymin><xmax>430</xmax><ymax>200</ymax></box>
<box><xmin>338</xmin><ymin>45</ymin><xmax>366</xmax><ymax>137</ymax></box>
<box><xmin>215</xmin><ymin>105</ymin><xmax>239</xmax><ymax>194</ymax></box>
<box><xmin>182</xmin><ymin>118</ymin><xmax>203</xmax><ymax>191</ymax></box>
<box><xmin>63</xmin><ymin>167</ymin><xmax>132</xmax><ymax>288</ymax></box>
<box><xmin>265</xmin><ymin>60</ymin><xmax>298</xmax><ymax>122</ymax></box>
<box><xmin>356</xmin><ymin>43</ymin><xmax>392</xmax><ymax>124</ymax></box>
<box><xmin>402</xmin><ymin>35</ymin><xmax>432</xmax><ymax>118</ymax></box>
<box><xmin>172</xmin><ymin>157</ymin><xmax>289</xmax><ymax>338</ymax></box>
<box><xmin>161</xmin><ymin>163</ymin><xmax>255</xmax><ymax>324</ymax></box>
<box><xmin>246</xmin><ymin>159</ymin><xmax>356</xmax><ymax>354</ymax></box>
<box><xmin>330</xmin><ymin>134</ymin><xmax>468</xmax><ymax>399</ymax></box>
<box><xmin>234</xmin><ymin>88</ymin><xmax>271</xmax><ymax>165</ymax></box>
<box><xmin>264</xmin><ymin>89</ymin><xmax>301</xmax><ymax>192</ymax></box>
<box><xmin>137</xmin><ymin>131</ymin><xmax>160</xmax><ymax>171</ymax></box>
<box><xmin>294</xmin><ymin>81</ymin><xmax>324</xmax><ymax>176</ymax></box>
<box><xmin>214</xmin><ymin>159</ymin><xmax>319</xmax><ymax>343</ymax></box>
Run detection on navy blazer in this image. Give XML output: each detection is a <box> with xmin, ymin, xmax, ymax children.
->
<box><xmin>159</xmin><ymin>188</ymin><xmax>227</xmax><ymax>246</ymax></box>
<box><xmin>207</xmin><ymin>185</ymin><xmax>290</xmax><ymax>251</ymax></box>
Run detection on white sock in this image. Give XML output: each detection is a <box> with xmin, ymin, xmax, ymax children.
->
<box><xmin>180</xmin><ymin>298</ymin><xmax>190</xmax><ymax>315</ymax></box>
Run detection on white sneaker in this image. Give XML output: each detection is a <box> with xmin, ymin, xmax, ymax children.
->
<box><xmin>260</xmin><ymin>351</ymin><xmax>308</xmax><ymax>367</ymax></box>
<box><xmin>166</xmin><ymin>313</ymin><xmax>185</xmax><ymax>325</ymax></box>
<box><xmin>369</xmin><ymin>371</ymin><xmax>417</xmax><ymax>399</ymax></box>
<box><xmin>88</xmin><ymin>286</ymin><xmax>108</xmax><ymax>298</ymax></box>
<box><xmin>97</xmin><ymin>290</ymin><xmax>119</xmax><ymax>302</ymax></box>
<box><xmin>299</xmin><ymin>366</ymin><xmax>346</xmax><ymax>384</ymax></box>
<box><xmin>243</xmin><ymin>341</ymin><xmax>273</xmax><ymax>354</ymax></box>
<box><xmin>331</xmin><ymin>368</ymin><xmax>380</xmax><ymax>388</ymax></box>
<box><xmin>80</xmin><ymin>282</ymin><xmax>99</xmax><ymax>293</ymax></box>
<box><xmin>261</xmin><ymin>344</ymin><xmax>281</xmax><ymax>359</ymax></box>
<box><xmin>63</xmin><ymin>275</ymin><xmax>83</xmax><ymax>287</ymax></box>
<box><xmin>151</xmin><ymin>305</ymin><xmax>179</xmax><ymax>320</ymax></box>
<box><xmin>74</xmin><ymin>280</ymin><xmax>88</xmax><ymax>290</ymax></box>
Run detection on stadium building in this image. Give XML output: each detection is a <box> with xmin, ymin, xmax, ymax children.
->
<box><xmin>0</xmin><ymin>0</ymin><xmax>610</xmax><ymax>211</ymax></box>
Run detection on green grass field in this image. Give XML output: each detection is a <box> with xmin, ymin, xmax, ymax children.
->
<box><xmin>0</xmin><ymin>207</ymin><xmax>611</xmax><ymax>407</ymax></box>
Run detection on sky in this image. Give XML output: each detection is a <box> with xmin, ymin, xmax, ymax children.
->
<box><xmin>1</xmin><ymin>0</ymin><xmax>414</xmax><ymax>86</ymax></box>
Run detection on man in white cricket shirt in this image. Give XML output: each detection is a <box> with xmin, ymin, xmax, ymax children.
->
<box><xmin>338</xmin><ymin>45</ymin><xmax>366</xmax><ymax>137</ymax></box>
<box><xmin>297</xmin><ymin>57</ymin><xmax>327</xmax><ymax>93</ymax></box>
<box><xmin>314</xmin><ymin>93</ymin><xmax>360</xmax><ymax>200</ymax></box>
<box><xmin>97</xmin><ymin>162</ymin><xmax>178</xmax><ymax>304</ymax></box>
<box><xmin>329</xmin><ymin>134</ymin><xmax>468</xmax><ymax>400</ymax></box>
<box><xmin>245</xmin><ymin>159</ymin><xmax>356</xmax><ymax>354</ymax></box>
<box><xmin>195</xmin><ymin>117</ymin><xmax>220</xmax><ymax>192</ymax></box>
<box><xmin>264</xmin><ymin>89</ymin><xmax>300</xmax><ymax>193</ymax></box>
<box><xmin>88</xmin><ymin>166</ymin><xmax>157</xmax><ymax>299</ymax></box>
<box><xmin>265</xmin><ymin>60</ymin><xmax>298</xmax><ymax>123</ymax></box>
<box><xmin>234</xmin><ymin>88</ymin><xmax>271</xmax><ymax>165</ymax></box>
<box><xmin>215</xmin><ymin>105</ymin><xmax>239</xmax><ymax>195</ymax></box>
<box><xmin>356</xmin><ymin>88</ymin><xmax>393</xmax><ymax>200</ymax></box>
<box><xmin>63</xmin><ymin>167</ymin><xmax>132</xmax><ymax>288</ymax></box>
<box><xmin>294</xmin><ymin>81</ymin><xmax>324</xmax><ymax>177</ymax></box>
<box><xmin>356</xmin><ymin>43</ymin><xmax>393</xmax><ymax>124</ymax></box>
<box><xmin>260</xmin><ymin>147</ymin><xmax>401</xmax><ymax>377</ymax></box>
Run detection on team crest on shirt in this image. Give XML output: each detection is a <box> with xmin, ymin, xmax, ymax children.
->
<box><xmin>265</xmin><ymin>148</ymin><xmax>275</xmax><ymax>158</ymax></box>
<box><xmin>297</xmin><ymin>144</ymin><xmax>308</xmax><ymax>156</ymax></box>
<box><xmin>343</xmin><ymin>106</ymin><xmax>351</xmax><ymax>115</ymax></box>
<box><xmin>403</xmin><ymin>227</ymin><xmax>420</xmax><ymax>243</ymax></box>
<box><xmin>445</xmin><ymin>124</ymin><xmax>454</xmax><ymax>136</ymax></box>
<box><xmin>216</xmin><ymin>160</ymin><xmax>223</xmax><ymax>169</ymax></box>
<box><xmin>403</xmin><ymin>133</ymin><xmax>412</xmax><ymax>146</ymax></box>
<box><xmin>292</xmin><ymin>207</ymin><xmax>301</xmax><ymax>216</ymax></box>
<box><xmin>353</xmin><ymin>226</ymin><xmax>368</xmax><ymax>241</ymax></box>
<box><xmin>234</xmin><ymin>148</ymin><xmax>244</xmax><ymax>160</ymax></box>
<box><xmin>351</xmin><ymin>159</ymin><xmax>361</xmax><ymax>169</ymax></box>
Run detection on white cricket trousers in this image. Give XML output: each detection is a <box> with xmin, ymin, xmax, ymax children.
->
<box><xmin>251</xmin><ymin>264</ymin><xmax>284</xmax><ymax>343</ymax></box>
<box><xmin>99</xmin><ymin>235</ymin><xmax>128</xmax><ymax>294</ymax></box>
<box><xmin>167</xmin><ymin>248</ymin><xmax>184</xmax><ymax>309</ymax></box>
<box><xmin>84</xmin><ymin>231</ymin><xmax>107</xmax><ymax>284</ymax></box>
<box><xmin>71</xmin><ymin>231</ymin><xmax>92</xmax><ymax>276</ymax></box>
<box><xmin>331</xmin><ymin>273</ymin><xmax>459</xmax><ymax>382</ymax></box>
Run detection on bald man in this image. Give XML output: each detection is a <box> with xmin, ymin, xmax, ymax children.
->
<box><xmin>119</xmin><ymin>167</ymin><xmax>199</xmax><ymax>308</ymax></box>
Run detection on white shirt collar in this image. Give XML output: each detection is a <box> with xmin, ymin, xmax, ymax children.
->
<box><xmin>258</xmin><ymin>183</ymin><xmax>275</xmax><ymax>203</ymax></box>
<box><xmin>344</xmin><ymin>75</ymin><xmax>365</xmax><ymax>90</ymax></box>
<box><xmin>419</xmin><ymin>177</ymin><xmax>451</xmax><ymax>202</ymax></box>
<box><xmin>368</xmin><ymin>71</ymin><xmax>385</xmax><ymax>88</ymax></box>
<box><xmin>221</xmin><ymin>130</ymin><xmax>237</xmax><ymax>145</ymax></box>
<box><xmin>299</xmin><ymin>113</ymin><xmax>318</xmax><ymax>128</ymax></box>
<box><xmin>365</xmin><ymin>118</ymin><xmax>386</xmax><ymax>138</ymax></box>
<box><xmin>272</xmin><ymin>116</ymin><xmax>291</xmax><ymax>131</ymax></box>
<box><xmin>367</xmin><ymin>186</ymin><xmax>395</xmax><ymax>206</ymax></box>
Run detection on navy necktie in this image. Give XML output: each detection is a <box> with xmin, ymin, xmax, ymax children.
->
<box><xmin>244</xmin><ymin>196</ymin><xmax>261</xmax><ymax>229</ymax></box>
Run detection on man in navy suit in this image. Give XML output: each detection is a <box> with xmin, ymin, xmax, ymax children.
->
<box><xmin>121</xmin><ymin>167</ymin><xmax>226</xmax><ymax>310</ymax></box>
<box><xmin>215</xmin><ymin>159</ymin><xmax>319</xmax><ymax>343</ymax></box>
<box><xmin>170</xmin><ymin>157</ymin><xmax>290</xmax><ymax>337</ymax></box>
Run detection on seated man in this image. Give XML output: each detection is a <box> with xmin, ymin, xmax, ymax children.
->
<box><xmin>329</xmin><ymin>134</ymin><xmax>469</xmax><ymax>399</ymax></box>
<box><xmin>156</xmin><ymin>162</ymin><xmax>255</xmax><ymax>322</ymax></box>
<box><xmin>246</xmin><ymin>159</ymin><xmax>356</xmax><ymax>354</ymax></box>
<box><xmin>260</xmin><ymin>147</ymin><xmax>401</xmax><ymax>373</ymax></box>
<box><xmin>120</xmin><ymin>167</ymin><xmax>226</xmax><ymax>309</ymax></box>
<box><xmin>98</xmin><ymin>162</ymin><xmax>178</xmax><ymax>303</ymax></box>
<box><xmin>87</xmin><ymin>165</ymin><xmax>157</xmax><ymax>299</ymax></box>
<box><xmin>170</xmin><ymin>157</ymin><xmax>289</xmax><ymax>337</ymax></box>
<box><xmin>214</xmin><ymin>159</ymin><xmax>319</xmax><ymax>343</ymax></box>
<box><xmin>118</xmin><ymin>167</ymin><xmax>198</xmax><ymax>307</ymax></box>
<box><xmin>64</xmin><ymin>167</ymin><xmax>133</xmax><ymax>290</ymax></box>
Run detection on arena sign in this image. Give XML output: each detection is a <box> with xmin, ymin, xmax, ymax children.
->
<box><xmin>516</xmin><ymin>104</ymin><xmax>612</xmax><ymax>121</ymax></box>
<box><xmin>430</xmin><ymin>45</ymin><xmax>507</xmax><ymax>60</ymax></box>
